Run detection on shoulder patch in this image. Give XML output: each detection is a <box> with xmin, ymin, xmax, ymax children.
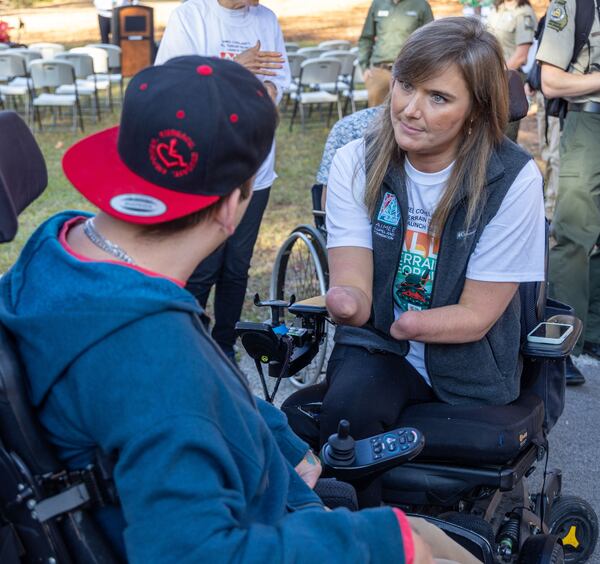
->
<box><xmin>524</xmin><ymin>14</ymin><xmax>534</xmax><ymax>30</ymax></box>
<box><xmin>548</xmin><ymin>1</ymin><xmax>568</xmax><ymax>32</ymax></box>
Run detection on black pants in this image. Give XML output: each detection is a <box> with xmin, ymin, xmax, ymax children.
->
<box><xmin>98</xmin><ymin>15</ymin><xmax>111</xmax><ymax>45</ymax></box>
<box><xmin>186</xmin><ymin>188</ymin><xmax>270</xmax><ymax>357</ymax></box>
<box><xmin>282</xmin><ymin>343</ymin><xmax>436</xmax><ymax>506</ymax></box>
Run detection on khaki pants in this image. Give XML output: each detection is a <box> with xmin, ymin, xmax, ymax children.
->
<box><xmin>408</xmin><ymin>516</ymin><xmax>483</xmax><ymax>564</ymax></box>
<box><xmin>548</xmin><ymin>110</ymin><xmax>600</xmax><ymax>353</ymax></box>
<box><xmin>365</xmin><ymin>66</ymin><xmax>392</xmax><ymax>107</ymax></box>
<box><xmin>535</xmin><ymin>92</ymin><xmax>561</xmax><ymax>217</ymax></box>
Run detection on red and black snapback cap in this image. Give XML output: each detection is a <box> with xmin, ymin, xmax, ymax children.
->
<box><xmin>63</xmin><ymin>55</ymin><xmax>277</xmax><ymax>224</ymax></box>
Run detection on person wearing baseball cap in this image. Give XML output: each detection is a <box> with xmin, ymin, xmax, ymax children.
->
<box><xmin>0</xmin><ymin>55</ymin><xmax>444</xmax><ymax>563</ymax></box>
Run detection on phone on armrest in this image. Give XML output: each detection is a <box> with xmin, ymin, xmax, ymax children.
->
<box><xmin>527</xmin><ymin>322</ymin><xmax>573</xmax><ymax>345</ymax></box>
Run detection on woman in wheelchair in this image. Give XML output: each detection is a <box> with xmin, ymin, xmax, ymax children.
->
<box><xmin>283</xmin><ymin>17</ymin><xmax>546</xmax><ymax>507</ymax></box>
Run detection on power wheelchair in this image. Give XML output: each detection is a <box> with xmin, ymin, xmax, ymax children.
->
<box><xmin>238</xmin><ymin>232</ymin><xmax>599</xmax><ymax>563</ymax></box>
<box><xmin>237</xmin><ymin>112</ymin><xmax>599</xmax><ymax>563</ymax></box>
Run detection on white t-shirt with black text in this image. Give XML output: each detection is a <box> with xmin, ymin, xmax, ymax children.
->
<box><xmin>326</xmin><ymin>138</ymin><xmax>546</xmax><ymax>385</ymax></box>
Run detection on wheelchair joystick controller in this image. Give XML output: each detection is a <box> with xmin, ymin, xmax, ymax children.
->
<box><xmin>324</xmin><ymin>420</ymin><xmax>356</xmax><ymax>466</ymax></box>
<box><xmin>320</xmin><ymin>420</ymin><xmax>425</xmax><ymax>481</ymax></box>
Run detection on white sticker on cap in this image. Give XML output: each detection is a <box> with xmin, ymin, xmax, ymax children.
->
<box><xmin>110</xmin><ymin>194</ymin><xmax>167</xmax><ymax>217</ymax></box>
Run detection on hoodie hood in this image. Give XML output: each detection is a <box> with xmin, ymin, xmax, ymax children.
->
<box><xmin>0</xmin><ymin>211</ymin><xmax>201</xmax><ymax>406</ymax></box>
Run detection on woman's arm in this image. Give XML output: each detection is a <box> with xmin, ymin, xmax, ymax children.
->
<box><xmin>326</xmin><ymin>246</ymin><xmax>373</xmax><ymax>327</ymax></box>
<box><xmin>541</xmin><ymin>63</ymin><xmax>600</xmax><ymax>99</ymax></box>
<box><xmin>390</xmin><ymin>279</ymin><xmax>519</xmax><ymax>343</ymax></box>
<box><xmin>506</xmin><ymin>43</ymin><xmax>531</xmax><ymax>70</ymax></box>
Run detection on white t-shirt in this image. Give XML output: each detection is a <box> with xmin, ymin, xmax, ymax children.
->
<box><xmin>155</xmin><ymin>0</ymin><xmax>290</xmax><ymax>191</ymax></box>
<box><xmin>326</xmin><ymin>138</ymin><xmax>546</xmax><ymax>385</ymax></box>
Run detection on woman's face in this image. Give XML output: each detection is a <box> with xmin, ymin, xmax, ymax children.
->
<box><xmin>390</xmin><ymin>63</ymin><xmax>472</xmax><ymax>169</ymax></box>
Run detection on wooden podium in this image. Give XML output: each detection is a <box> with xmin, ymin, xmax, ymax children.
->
<box><xmin>112</xmin><ymin>4</ymin><xmax>155</xmax><ymax>77</ymax></box>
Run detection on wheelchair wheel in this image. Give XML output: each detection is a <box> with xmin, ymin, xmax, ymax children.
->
<box><xmin>518</xmin><ymin>534</ymin><xmax>564</xmax><ymax>564</ymax></box>
<box><xmin>271</xmin><ymin>224</ymin><xmax>329</xmax><ymax>388</ymax></box>
<box><xmin>548</xmin><ymin>495</ymin><xmax>599</xmax><ymax>563</ymax></box>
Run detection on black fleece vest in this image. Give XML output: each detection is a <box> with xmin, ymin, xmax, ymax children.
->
<box><xmin>335</xmin><ymin>139</ymin><xmax>532</xmax><ymax>405</ymax></box>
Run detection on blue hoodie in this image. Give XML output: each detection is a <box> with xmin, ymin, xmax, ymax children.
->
<box><xmin>0</xmin><ymin>212</ymin><xmax>407</xmax><ymax>563</ymax></box>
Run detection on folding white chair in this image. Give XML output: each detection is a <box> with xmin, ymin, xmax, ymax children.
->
<box><xmin>296</xmin><ymin>47</ymin><xmax>328</xmax><ymax>59</ymax></box>
<box><xmin>285</xmin><ymin>42</ymin><xmax>300</xmax><ymax>53</ymax></box>
<box><xmin>28</xmin><ymin>42</ymin><xmax>65</xmax><ymax>60</ymax></box>
<box><xmin>8</xmin><ymin>48</ymin><xmax>43</xmax><ymax>67</ymax></box>
<box><xmin>318</xmin><ymin>50</ymin><xmax>357</xmax><ymax>92</ymax></box>
<box><xmin>29</xmin><ymin>59</ymin><xmax>84</xmax><ymax>132</ymax></box>
<box><xmin>0</xmin><ymin>52</ymin><xmax>32</xmax><ymax>121</ymax></box>
<box><xmin>318</xmin><ymin>40</ymin><xmax>352</xmax><ymax>51</ymax></box>
<box><xmin>289</xmin><ymin>58</ymin><xmax>342</xmax><ymax>132</ymax></box>
<box><xmin>55</xmin><ymin>52</ymin><xmax>103</xmax><ymax>121</ymax></box>
<box><xmin>342</xmin><ymin>60</ymin><xmax>369</xmax><ymax>114</ymax></box>
<box><xmin>86</xmin><ymin>43</ymin><xmax>123</xmax><ymax>104</ymax></box>
<box><xmin>70</xmin><ymin>46</ymin><xmax>112</xmax><ymax>110</ymax></box>
<box><xmin>282</xmin><ymin>52</ymin><xmax>306</xmax><ymax>111</ymax></box>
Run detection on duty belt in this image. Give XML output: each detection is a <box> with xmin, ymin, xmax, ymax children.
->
<box><xmin>372</xmin><ymin>62</ymin><xmax>393</xmax><ymax>70</ymax></box>
<box><xmin>568</xmin><ymin>101</ymin><xmax>600</xmax><ymax>114</ymax></box>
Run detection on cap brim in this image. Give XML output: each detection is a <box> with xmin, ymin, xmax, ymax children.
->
<box><xmin>62</xmin><ymin>127</ymin><xmax>220</xmax><ymax>224</ymax></box>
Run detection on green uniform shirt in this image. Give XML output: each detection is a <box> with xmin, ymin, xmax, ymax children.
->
<box><xmin>536</xmin><ymin>0</ymin><xmax>600</xmax><ymax>103</ymax></box>
<box><xmin>358</xmin><ymin>0</ymin><xmax>434</xmax><ymax>69</ymax></box>
<box><xmin>487</xmin><ymin>2</ymin><xmax>537</xmax><ymax>61</ymax></box>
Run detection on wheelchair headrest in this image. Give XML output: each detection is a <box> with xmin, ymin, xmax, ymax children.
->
<box><xmin>0</xmin><ymin>111</ymin><xmax>48</xmax><ymax>243</ymax></box>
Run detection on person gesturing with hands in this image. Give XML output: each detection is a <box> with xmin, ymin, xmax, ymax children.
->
<box><xmin>155</xmin><ymin>0</ymin><xmax>290</xmax><ymax>364</ymax></box>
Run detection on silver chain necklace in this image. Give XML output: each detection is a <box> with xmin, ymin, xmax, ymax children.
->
<box><xmin>83</xmin><ymin>217</ymin><xmax>136</xmax><ymax>265</ymax></box>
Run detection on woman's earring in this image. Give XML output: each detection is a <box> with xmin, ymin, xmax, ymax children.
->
<box><xmin>468</xmin><ymin>119</ymin><xmax>474</xmax><ymax>136</ymax></box>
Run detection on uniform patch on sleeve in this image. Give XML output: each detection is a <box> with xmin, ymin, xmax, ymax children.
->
<box><xmin>524</xmin><ymin>14</ymin><xmax>534</xmax><ymax>30</ymax></box>
<box><xmin>548</xmin><ymin>1</ymin><xmax>568</xmax><ymax>31</ymax></box>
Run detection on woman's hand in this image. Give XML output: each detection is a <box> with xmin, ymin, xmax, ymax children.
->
<box><xmin>234</xmin><ymin>40</ymin><xmax>284</xmax><ymax>77</ymax></box>
<box><xmin>295</xmin><ymin>450</ymin><xmax>322</xmax><ymax>489</ymax></box>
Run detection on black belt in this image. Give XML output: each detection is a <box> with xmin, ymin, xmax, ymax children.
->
<box><xmin>372</xmin><ymin>62</ymin><xmax>393</xmax><ymax>70</ymax></box>
<box><xmin>568</xmin><ymin>101</ymin><xmax>600</xmax><ymax>114</ymax></box>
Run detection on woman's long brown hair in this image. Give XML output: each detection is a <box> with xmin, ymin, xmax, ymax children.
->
<box><xmin>363</xmin><ymin>17</ymin><xmax>509</xmax><ymax>237</ymax></box>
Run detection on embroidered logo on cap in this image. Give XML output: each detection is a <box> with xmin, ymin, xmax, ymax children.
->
<box><xmin>110</xmin><ymin>194</ymin><xmax>168</xmax><ymax>217</ymax></box>
<box><xmin>149</xmin><ymin>129</ymin><xmax>199</xmax><ymax>178</ymax></box>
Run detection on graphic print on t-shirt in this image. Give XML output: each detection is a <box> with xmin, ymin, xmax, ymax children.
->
<box><xmin>394</xmin><ymin>205</ymin><xmax>439</xmax><ymax>312</ymax></box>
<box><xmin>219</xmin><ymin>39</ymin><xmax>253</xmax><ymax>60</ymax></box>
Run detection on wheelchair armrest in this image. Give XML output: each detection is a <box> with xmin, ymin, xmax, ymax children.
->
<box><xmin>521</xmin><ymin>314</ymin><xmax>583</xmax><ymax>360</ymax></box>
<box><xmin>288</xmin><ymin>295</ymin><xmax>327</xmax><ymax>316</ymax></box>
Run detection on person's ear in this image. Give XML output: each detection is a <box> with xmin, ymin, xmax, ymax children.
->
<box><xmin>215</xmin><ymin>188</ymin><xmax>242</xmax><ymax>236</ymax></box>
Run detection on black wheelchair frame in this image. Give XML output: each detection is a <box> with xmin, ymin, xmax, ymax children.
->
<box><xmin>266</xmin><ymin>184</ymin><xmax>329</xmax><ymax>389</ymax></box>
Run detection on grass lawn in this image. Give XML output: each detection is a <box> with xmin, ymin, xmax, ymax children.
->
<box><xmin>0</xmin><ymin>100</ymin><xmax>332</xmax><ymax>321</ymax></box>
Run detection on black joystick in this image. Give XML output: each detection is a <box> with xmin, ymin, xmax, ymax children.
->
<box><xmin>320</xmin><ymin>421</ymin><xmax>425</xmax><ymax>481</ymax></box>
<box><xmin>323</xmin><ymin>420</ymin><xmax>356</xmax><ymax>466</ymax></box>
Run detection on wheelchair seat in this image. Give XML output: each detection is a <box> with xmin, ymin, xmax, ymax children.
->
<box><xmin>397</xmin><ymin>390</ymin><xmax>545</xmax><ymax>465</ymax></box>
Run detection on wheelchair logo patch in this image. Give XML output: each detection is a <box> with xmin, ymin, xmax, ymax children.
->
<box><xmin>377</xmin><ymin>192</ymin><xmax>400</xmax><ymax>226</ymax></box>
